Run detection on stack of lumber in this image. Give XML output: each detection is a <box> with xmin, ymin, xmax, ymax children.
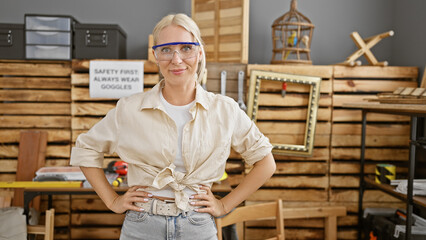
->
<box><xmin>369</xmin><ymin>87</ymin><xmax>426</xmax><ymax>104</ymax></box>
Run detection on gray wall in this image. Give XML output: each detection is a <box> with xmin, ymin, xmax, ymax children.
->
<box><xmin>0</xmin><ymin>0</ymin><xmax>424</xmax><ymax>74</ymax></box>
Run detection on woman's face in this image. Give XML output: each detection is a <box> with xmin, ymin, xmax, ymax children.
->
<box><xmin>154</xmin><ymin>24</ymin><xmax>201</xmax><ymax>87</ymax></box>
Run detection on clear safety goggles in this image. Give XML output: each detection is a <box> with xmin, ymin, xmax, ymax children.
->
<box><xmin>152</xmin><ymin>42</ymin><xmax>200</xmax><ymax>61</ymax></box>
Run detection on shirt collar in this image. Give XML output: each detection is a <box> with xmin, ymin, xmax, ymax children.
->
<box><xmin>139</xmin><ymin>79</ymin><xmax>210</xmax><ymax>111</ymax></box>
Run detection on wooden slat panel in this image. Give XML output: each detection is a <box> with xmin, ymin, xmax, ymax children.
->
<box><xmin>332</xmin><ymin>135</ymin><xmax>409</xmax><ymax>147</ymax></box>
<box><xmin>0</xmin><ymin>129</ymin><xmax>70</xmax><ymax>143</ymax></box>
<box><xmin>0</xmin><ymin>77</ymin><xmax>70</xmax><ymax>89</ymax></box>
<box><xmin>334</xmin><ymin>80</ymin><xmax>417</xmax><ymax>92</ymax></box>
<box><xmin>0</xmin><ymin>90</ymin><xmax>70</xmax><ymax>102</ymax></box>
<box><xmin>332</xmin><ymin>109</ymin><xmax>410</xmax><ymax>122</ymax></box>
<box><xmin>71</xmin><ymin>213</ymin><xmax>124</xmax><ymax>225</ymax></box>
<box><xmin>71</xmin><ymin>228</ymin><xmax>121</xmax><ymax>240</ymax></box>
<box><xmin>275</xmin><ymin>162</ymin><xmax>328</xmax><ymax>174</ymax></box>
<box><xmin>0</xmin><ymin>116</ymin><xmax>71</xmax><ymax>128</ymax></box>
<box><xmin>257</xmin><ymin>108</ymin><xmax>331</xmax><ymax>121</ymax></box>
<box><xmin>273</xmin><ymin>148</ymin><xmax>330</xmax><ymax>161</ymax></box>
<box><xmin>264</xmin><ymin>176</ymin><xmax>328</xmax><ymax>188</ymax></box>
<box><xmin>267</xmin><ymin>134</ymin><xmax>330</xmax><ymax>147</ymax></box>
<box><xmin>72</xmin><ymin>117</ymin><xmax>102</xmax><ymax>130</ymax></box>
<box><xmin>0</xmin><ymin>62</ymin><xmax>71</xmax><ymax>76</ymax></box>
<box><xmin>0</xmin><ymin>103</ymin><xmax>71</xmax><ymax>115</ymax></box>
<box><xmin>333</xmin><ymin>66</ymin><xmax>418</xmax><ymax>78</ymax></box>
<box><xmin>258</xmin><ymin>122</ymin><xmax>331</xmax><ymax>135</ymax></box>
<box><xmin>72</xmin><ymin>102</ymin><xmax>116</xmax><ymax>116</ymax></box>
<box><xmin>0</xmin><ymin>144</ymin><xmax>70</xmax><ymax>158</ymax></box>
<box><xmin>331</xmin><ymin>148</ymin><xmax>408</xmax><ymax>161</ymax></box>
<box><xmin>332</xmin><ymin>123</ymin><xmax>409</xmax><ymax>135</ymax></box>
<box><xmin>329</xmin><ymin>189</ymin><xmax>402</xmax><ymax>202</ymax></box>
<box><xmin>333</xmin><ymin>95</ymin><xmax>377</xmax><ymax>107</ymax></box>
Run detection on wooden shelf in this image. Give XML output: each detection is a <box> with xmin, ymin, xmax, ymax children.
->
<box><xmin>365</xmin><ymin>177</ymin><xmax>426</xmax><ymax>208</ymax></box>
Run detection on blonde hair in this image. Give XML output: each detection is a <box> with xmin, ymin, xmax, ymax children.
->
<box><xmin>152</xmin><ymin>13</ymin><xmax>206</xmax><ymax>83</ymax></box>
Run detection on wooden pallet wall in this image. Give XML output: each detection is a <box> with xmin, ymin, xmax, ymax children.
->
<box><xmin>329</xmin><ymin>66</ymin><xmax>418</xmax><ymax>239</ymax></box>
<box><xmin>245</xmin><ymin>64</ymin><xmax>335</xmax><ymax>239</ymax></box>
<box><xmin>69</xmin><ymin>59</ymin><xmax>159</xmax><ymax>239</ymax></box>
<box><xmin>0</xmin><ymin>60</ymin><xmax>72</xmax><ymax>238</ymax></box>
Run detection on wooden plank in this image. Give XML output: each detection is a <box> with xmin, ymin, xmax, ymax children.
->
<box><xmin>333</xmin><ymin>66</ymin><xmax>418</xmax><ymax>78</ymax></box>
<box><xmin>71</xmin><ymin>73</ymin><xmax>159</xmax><ymax>86</ymax></box>
<box><xmin>329</xmin><ymin>189</ymin><xmax>402</xmax><ymax>202</ymax></box>
<box><xmin>330</xmin><ymin>176</ymin><xmax>359</xmax><ymax>188</ymax></box>
<box><xmin>333</xmin><ymin>95</ymin><xmax>377</xmax><ymax>107</ymax></box>
<box><xmin>247</xmin><ymin>189</ymin><xmax>328</xmax><ymax>201</ymax></box>
<box><xmin>264</xmin><ymin>176</ymin><xmax>328</xmax><ymax>188</ymax></box>
<box><xmin>333</xmin><ymin>80</ymin><xmax>417</xmax><ymax>92</ymax></box>
<box><xmin>0</xmin><ymin>103</ymin><xmax>71</xmax><ymax>115</ymax></box>
<box><xmin>259</xmin><ymin>93</ymin><xmax>332</xmax><ymax>107</ymax></box>
<box><xmin>331</xmin><ymin>148</ymin><xmax>408</xmax><ymax>161</ymax></box>
<box><xmin>245</xmin><ymin>228</ymin><xmax>322</xmax><ymax>240</ymax></box>
<box><xmin>0</xmin><ymin>145</ymin><xmax>70</xmax><ymax>158</ymax></box>
<box><xmin>71</xmin><ymin>59</ymin><xmax>158</xmax><ymax>73</ymax></box>
<box><xmin>332</xmin><ymin>109</ymin><xmax>410</xmax><ymax>122</ymax></box>
<box><xmin>71</xmin><ymin>228</ymin><xmax>121</xmax><ymax>239</ymax></box>
<box><xmin>71</xmin><ymin>86</ymin><xmax>151</xmax><ymax>101</ymax></box>
<box><xmin>72</xmin><ymin>117</ymin><xmax>103</xmax><ymax>130</ymax></box>
<box><xmin>247</xmin><ymin>65</ymin><xmax>333</xmax><ymax>79</ymax></box>
<box><xmin>272</xmin><ymin>148</ymin><xmax>330</xmax><ymax>161</ymax></box>
<box><xmin>0</xmin><ymin>62</ymin><xmax>71</xmax><ymax>76</ymax></box>
<box><xmin>71</xmin><ymin>102</ymin><xmax>116</xmax><ymax>116</ymax></box>
<box><xmin>267</xmin><ymin>134</ymin><xmax>330</xmax><ymax>147</ymax></box>
<box><xmin>0</xmin><ymin>77</ymin><xmax>70</xmax><ymax>89</ymax></box>
<box><xmin>13</xmin><ymin>131</ymin><xmax>47</xmax><ymax>207</ymax></box>
<box><xmin>71</xmin><ymin>213</ymin><xmax>124</xmax><ymax>225</ymax></box>
<box><xmin>258</xmin><ymin>122</ymin><xmax>331</xmax><ymax>135</ymax></box>
<box><xmin>275</xmin><ymin>162</ymin><xmax>328</xmax><ymax>175</ymax></box>
<box><xmin>331</xmin><ymin>135</ymin><xmax>409</xmax><ymax>147</ymax></box>
<box><xmin>72</xmin><ymin>198</ymin><xmax>108</xmax><ymax>211</ymax></box>
<box><xmin>330</xmin><ymin>162</ymin><xmax>376</xmax><ymax>174</ymax></box>
<box><xmin>0</xmin><ymin>116</ymin><xmax>71</xmax><ymax>128</ymax></box>
<box><xmin>0</xmin><ymin>129</ymin><xmax>70</xmax><ymax>143</ymax></box>
<box><xmin>332</xmin><ymin>123</ymin><xmax>409</xmax><ymax>136</ymax></box>
<box><xmin>257</xmin><ymin>107</ymin><xmax>331</xmax><ymax>121</ymax></box>
<box><xmin>0</xmin><ymin>90</ymin><xmax>70</xmax><ymax>102</ymax></box>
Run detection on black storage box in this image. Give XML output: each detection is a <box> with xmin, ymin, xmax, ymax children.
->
<box><xmin>0</xmin><ymin>23</ymin><xmax>24</xmax><ymax>59</ymax></box>
<box><xmin>74</xmin><ymin>23</ymin><xmax>127</xmax><ymax>59</ymax></box>
<box><xmin>363</xmin><ymin>208</ymin><xmax>426</xmax><ymax>240</ymax></box>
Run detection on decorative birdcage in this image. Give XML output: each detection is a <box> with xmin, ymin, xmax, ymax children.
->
<box><xmin>271</xmin><ymin>0</ymin><xmax>314</xmax><ymax>64</ymax></box>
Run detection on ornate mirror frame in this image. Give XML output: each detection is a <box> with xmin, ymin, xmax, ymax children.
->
<box><xmin>247</xmin><ymin>70</ymin><xmax>321</xmax><ymax>156</ymax></box>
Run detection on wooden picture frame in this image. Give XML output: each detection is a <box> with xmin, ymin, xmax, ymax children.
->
<box><xmin>247</xmin><ymin>70</ymin><xmax>321</xmax><ymax>156</ymax></box>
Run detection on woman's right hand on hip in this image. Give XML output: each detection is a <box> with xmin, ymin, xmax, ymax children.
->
<box><xmin>108</xmin><ymin>185</ymin><xmax>151</xmax><ymax>213</ymax></box>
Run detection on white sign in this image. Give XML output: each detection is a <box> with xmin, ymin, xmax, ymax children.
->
<box><xmin>89</xmin><ymin>60</ymin><xmax>144</xmax><ymax>99</ymax></box>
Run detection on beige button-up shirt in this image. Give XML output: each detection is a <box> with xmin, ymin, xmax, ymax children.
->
<box><xmin>70</xmin><ymin>80</ymin><xmax>272</xmax><ymax>211</ymax></box>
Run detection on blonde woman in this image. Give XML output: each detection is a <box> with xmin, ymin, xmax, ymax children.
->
<box><xmin>70</xmin><ymin>13</ymin><xmax>276</xmax><ymax>240</ymax></box>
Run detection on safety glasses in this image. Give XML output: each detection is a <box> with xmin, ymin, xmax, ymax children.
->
<box><xmin>153</xmin><ymin>42</ymin><xmax>200</xmax><ymax>61</ymax></box>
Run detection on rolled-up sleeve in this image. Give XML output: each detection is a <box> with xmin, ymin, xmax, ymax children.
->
<box><xmin>231</xmin><ymin>103</ymin><xmax>273</xmax><ymax>166</ymax></box>
<box><xmin>70</xmin><ymin>102</ymin><xmax>120</xmax><ymax>168</ymax></box>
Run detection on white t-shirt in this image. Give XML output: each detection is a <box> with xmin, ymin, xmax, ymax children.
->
<box><xmin>148</xmin><ymin>91</ymin><xmax>196</xmax><ymax>198</ymax></box>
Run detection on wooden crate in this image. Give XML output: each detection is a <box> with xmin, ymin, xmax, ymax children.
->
<box><xmin>330</xmin><ymin>65</ymin><xmax>418</xmax><ymax>239</ymax></box>
<box><xmin>192</xmin><ymin>0</ymin><xmax>249</xmax><ymax>63</ymax></box>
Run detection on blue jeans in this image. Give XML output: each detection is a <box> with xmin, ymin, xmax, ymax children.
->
<box><xmin>120</xmin><ymin>210</ymin><xmax>218</xmax><ymax>240</ymax></box>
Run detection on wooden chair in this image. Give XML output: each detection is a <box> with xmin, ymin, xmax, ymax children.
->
<box><xmin>27</xmin><ymin>208</ymin><xmax>55</xmax><ymax>240</ymax></box>
<box><xmin>1</xmin><ymin>196</ymin><xmax>55</xmax><ymax>240</ymax></box>
<box><xmin>215</xmin><ymin>199</ymin><xmax>284</xmax><ymax>240</ymax></box>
